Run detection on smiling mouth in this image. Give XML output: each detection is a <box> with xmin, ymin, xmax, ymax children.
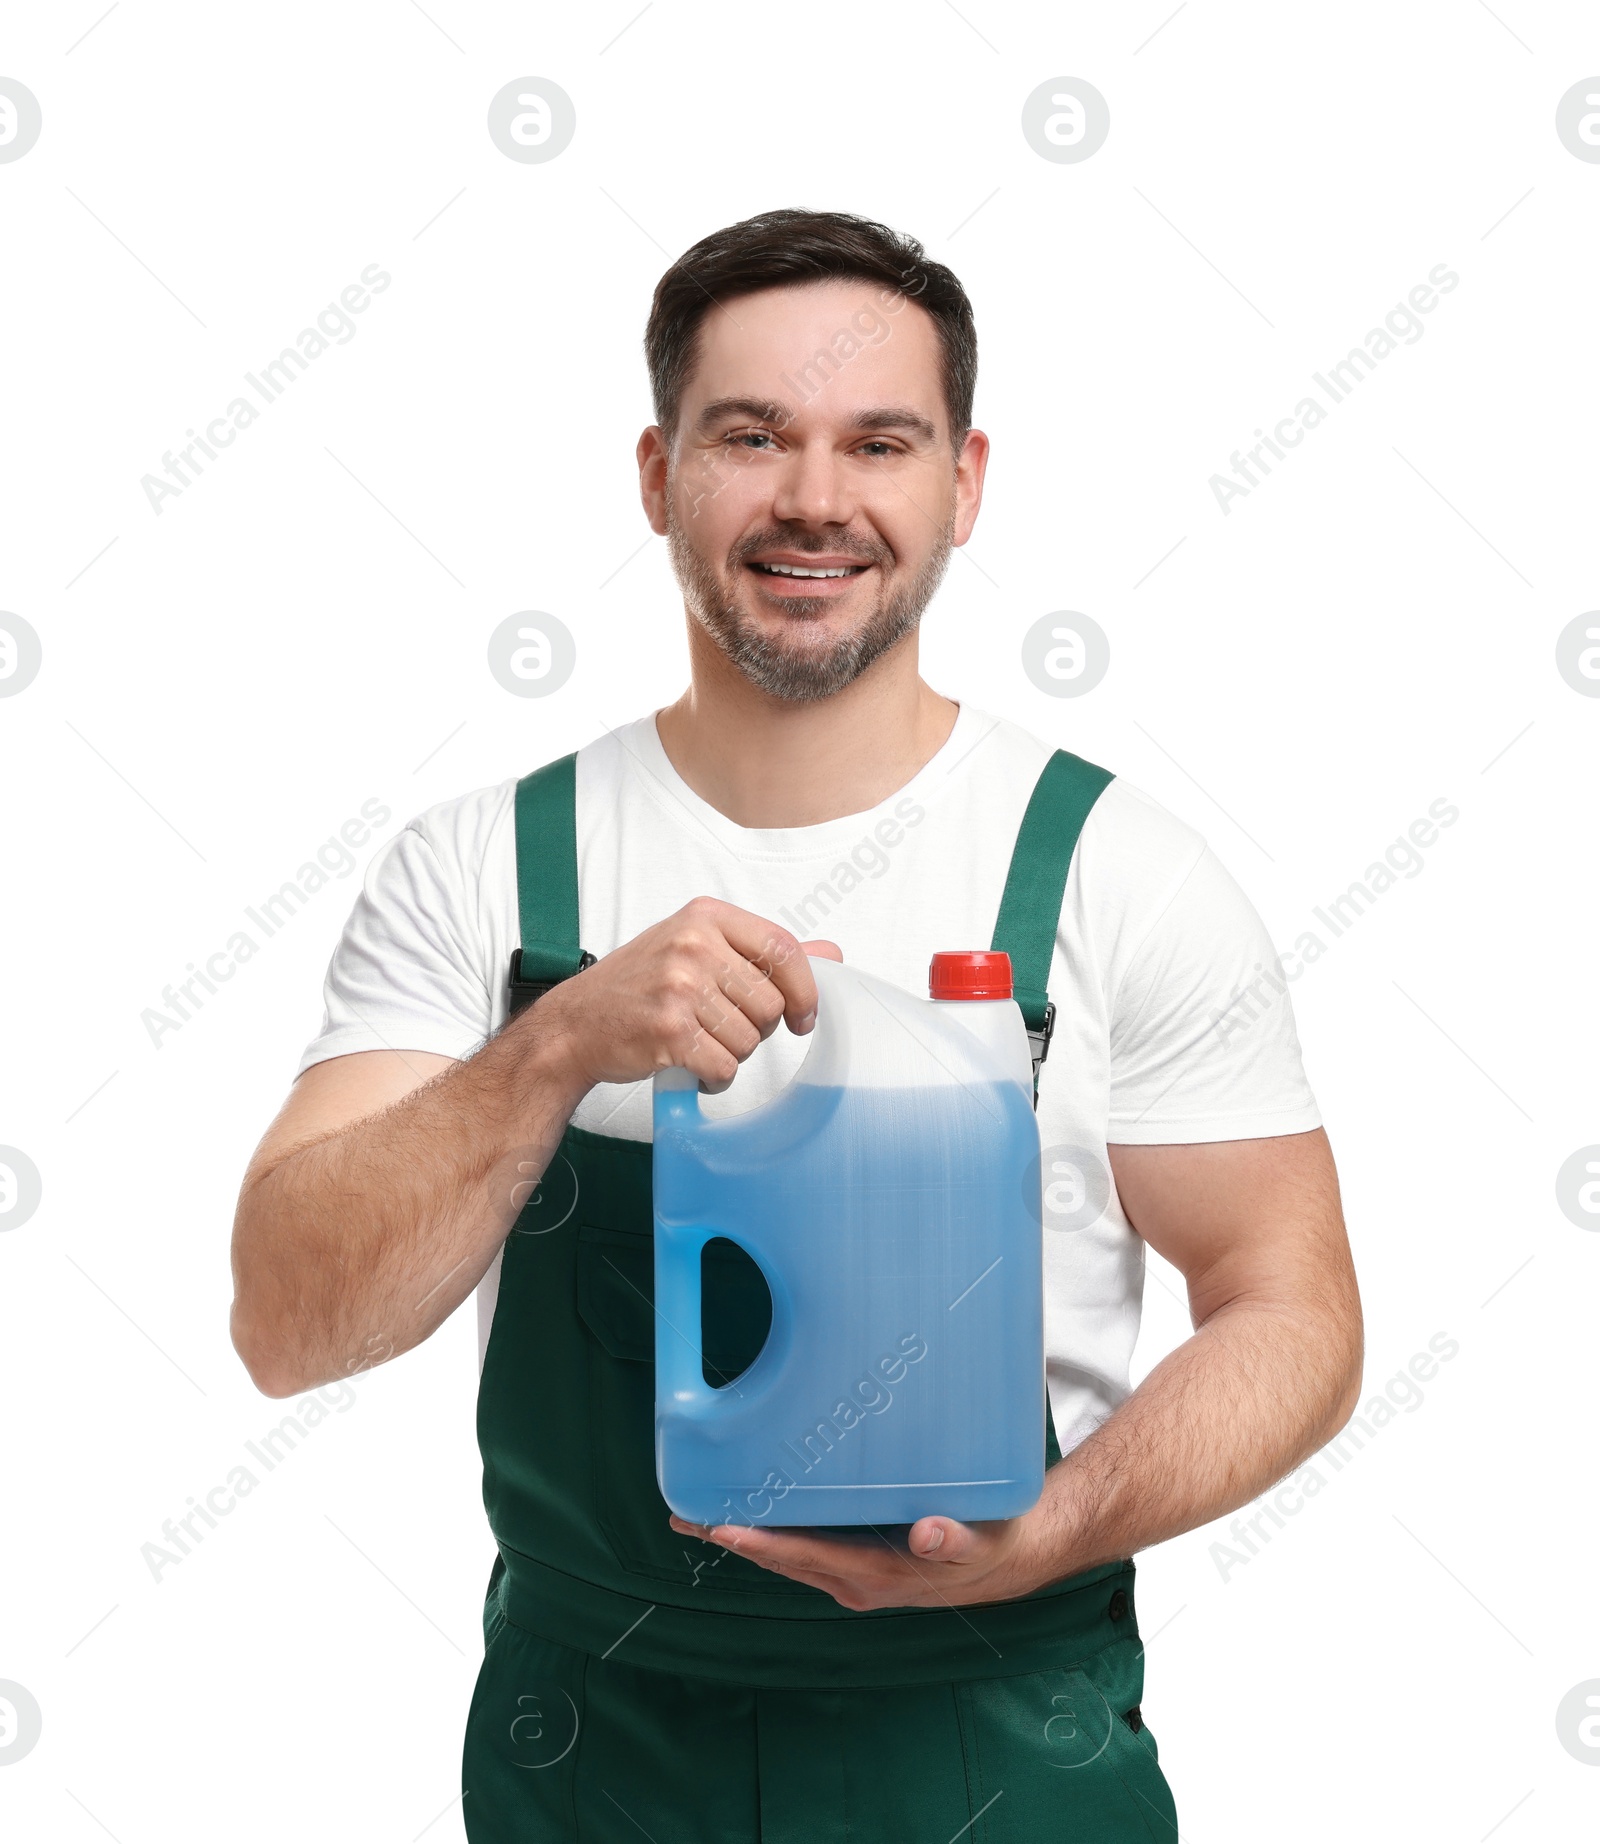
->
<box><xmin>747</xmin><ymin>561</ymin><xmax>870</xmax><ymax>579</ymax></box>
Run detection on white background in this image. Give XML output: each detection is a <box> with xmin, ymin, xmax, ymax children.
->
<box><xmin>2</xmin><ymin>2</ymin><xmax>1596</xmax><ymax>1838</ymax></box>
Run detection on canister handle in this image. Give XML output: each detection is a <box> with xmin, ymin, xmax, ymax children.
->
<box><xmin>655</xmin><ymin>1217</ymin><xmax>719</xmax><ymax>1414</ymax></box>
<box><xmin>652</xmin><ymin>1070</ymin><xmax>719</xmax><ymax>1416</ymax></box>
<box><xmin>651</xmin><ymin>1069</ymin><xmax>791</xmax><ymax>1421</ymax></box>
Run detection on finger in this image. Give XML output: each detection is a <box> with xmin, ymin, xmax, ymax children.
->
<box><xmin>746</xmin><ymin>1562</ymin><xmax>896</xmax><ymax>1607</ymax></box>
<box><xmin>705</xmin><ymin>1537</ymin><xmax>881</xmax><ymax>1597</ymax></box>
<box><xmin>707</xmin><ymin>1525</ymin><xmax>902</xmax><ymax>1582</ymax></box>
<box><xmin>908</xmin><ymin>1516</ymin><xmax>976</xmax><ymax>1559</ymax></box>
<box><xmin>708</xmin><ymin>949</ymin><xmax>789</xmax><ymax>1043</ymax></box>
<box><xmin>693</xmin><ymin>986</ymin><xmax>762</xmax><ymax>1064</ymax></box>
<box><xmin>669</xmin><ymin>1517</ymin><xmax>713</xmax><ymax>1539</ymax></box>
<box><xmin>693</xmin><ymin>1525</ymin><xmax>944</xmax><ymax>1608</ymax></box>
<box><xmin>702</xmin><ymin>903</ymin><xmax>823</xmax><ymax>1033</ymax></box>
<box><xmin>669</xmin><ymin>907</ymin><xmax>792</xmax><ymax>1046</ymax></box>
<box><xmin>666</xmin><ymin>1018</ymin><xmax>740</xmax><ymax>1094</ymax></box>
<box><xmin>712</xmin><ymin>1544</ymin><xmax>930</xmax><ymax>1612</ymax></box>
<box><xmin>680</xmin><ymin>954</ymin><xmax>786</xmax><ymax>1094</ymax></box>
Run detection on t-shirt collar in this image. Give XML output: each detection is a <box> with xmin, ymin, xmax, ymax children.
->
<box><xmin>612</xmin><ymin>701</ymin><xmax>989</xmax><ymax>864</ymax></box>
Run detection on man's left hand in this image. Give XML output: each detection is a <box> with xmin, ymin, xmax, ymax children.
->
<box><xmin>667</xmin><ymin>1510</ymin><xmax>1050</xmax><ymax>1609</ymax></box>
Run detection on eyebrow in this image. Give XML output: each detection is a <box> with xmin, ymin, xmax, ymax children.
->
<box><xmin>693</xmin><ymin>397</ymin><xmax>939</xmax><ymax>444</ymax></box>
<box><xmin>848</xmin><ymin>406</ymin><xmax>939</xmax><ymax>444</ymax></box>
<box><xmin>695</xmin><ymin>396</ymin><xmax>792</xmax><ymax>431</ymax></box>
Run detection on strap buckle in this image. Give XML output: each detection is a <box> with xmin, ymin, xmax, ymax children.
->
<box><xmin>1026</xmin><ymin>999</ymin><xmax>1056</xmax><ymax>1099</ymax></box>
<box><xmin>508</xmin><ymin>947</ymin><xmax>596</xmax><ymax>1020</ymax></box>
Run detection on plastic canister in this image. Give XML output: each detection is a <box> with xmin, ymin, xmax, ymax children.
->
<box><xmin>652</xmin><ymin>952</ymin><xmax>1045</xmax><ymax>1528</ymax></box>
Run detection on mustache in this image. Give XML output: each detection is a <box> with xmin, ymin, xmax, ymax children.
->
<box><xmin>730</xmin><ymin>528</ymin><xmax>894</xmax><ymax>569</ymax></box>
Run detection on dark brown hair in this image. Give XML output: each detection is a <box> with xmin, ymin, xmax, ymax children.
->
<box><xmin>644</xmin><ymin>208</ymin><xmax>978</xmax><ymax>448</ymax></box>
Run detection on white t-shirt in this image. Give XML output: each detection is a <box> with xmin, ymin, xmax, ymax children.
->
<box><xmin>300</xmin><ymin>705</ymin><xmax>1321</xmax><ymax>1455</ymax></box>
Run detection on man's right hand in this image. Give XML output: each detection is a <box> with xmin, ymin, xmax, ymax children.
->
<box><xmin>532</xmin><ymin>896</ymin><xmax>842</xmax><ymax>1096</ymax></box>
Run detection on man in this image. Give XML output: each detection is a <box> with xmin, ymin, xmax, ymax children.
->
<box><xmin>231</xmin><ymin>208</ymin><xmax>1361</xmax><ymax>1841</ymax></box>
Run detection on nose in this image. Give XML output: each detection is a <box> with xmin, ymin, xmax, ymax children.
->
<box><xmin>769</xmin><ymin>437</ymin><xmax>857</xmax><ymax>530</ymax></box>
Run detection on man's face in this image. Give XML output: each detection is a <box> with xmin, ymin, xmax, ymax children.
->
<box><xmin>639</xmin><ymin>280</ymin><xmax>987</xmax><ymax>702</ymax></box>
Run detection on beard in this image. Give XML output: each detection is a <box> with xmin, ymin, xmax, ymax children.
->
<box><xmin>665</xmin><ymin>503</ymin><xmax>954</xmax><ymax>703</ymax></box>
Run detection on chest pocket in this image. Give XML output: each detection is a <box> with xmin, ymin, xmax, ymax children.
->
<box><xmin>573</xmin><ymin>1224</ymin><xmax>817</xmax><ymax>1595</ymax></box>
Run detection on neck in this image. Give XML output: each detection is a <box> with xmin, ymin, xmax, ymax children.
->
<box><xmin>653</xmin><ymin>617</ymin><xmax>959</xmax><ymax>828</ymax></box>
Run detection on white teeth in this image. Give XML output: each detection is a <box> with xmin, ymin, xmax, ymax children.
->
<box><xmin>754</xmin><ymin>562</ymin><xmax>860</xmax><ymax>578</ymax></box>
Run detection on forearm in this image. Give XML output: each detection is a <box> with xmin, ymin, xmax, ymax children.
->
<box><xmin>689</xmin><ymin>1133</ymin><xmax>1361</xmax><ymax>1612</ymax></box>
<box><xmin>1026</xmin><ymin>1296</ymin><xmax>1363</xmax><ymax>1586</ymax></box>
<box><xmin>230</xmin><ymin>1006</ymin><xmax>589</xmax><ymax>1396</ymax></box>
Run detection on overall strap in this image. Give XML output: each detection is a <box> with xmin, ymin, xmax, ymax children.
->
<box><xmin>991</xmin><ymin>749</ymin><xmax>1115</xmax><ymax>1097</ymax></box>
<box><xmin>508</xmin><ymin>752</ymin><xmax>594</xmax><ymax>1017</ymax></box>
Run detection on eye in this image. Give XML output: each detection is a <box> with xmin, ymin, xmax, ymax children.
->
<box><xmin>856</xmin><ymin>440</ymin><xmax>898</xmax><ymax>458</ymax></box>
<box><xmin>726</xmin><ymin>428</ymin><xmax>776</xmax><ymax>451</ymax></box>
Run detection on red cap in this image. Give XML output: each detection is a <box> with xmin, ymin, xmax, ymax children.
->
<box><xmin>929</xmin><ymin>950</ymin><xmax>1013</xmax><ymax>1001</ymax></box>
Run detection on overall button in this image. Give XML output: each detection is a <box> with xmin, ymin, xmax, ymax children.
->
<box><xmin>1108</xmin><ymin>1588</ymin><xmax>1128</xmax><ymax>1621</ymax></box>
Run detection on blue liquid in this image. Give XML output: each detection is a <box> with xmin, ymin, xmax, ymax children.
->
<box><xmin>653</xmin><ymin>1080</ymin><xmax>1044</xmax><ymax>1528</ymax></box>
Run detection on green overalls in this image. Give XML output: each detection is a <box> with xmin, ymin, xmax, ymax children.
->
<box><xmin>461</xmin><ymin>749</ymin><xmax>1180</xmax><ymax>1842</ymax></box>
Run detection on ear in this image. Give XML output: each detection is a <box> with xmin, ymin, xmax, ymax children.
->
<box><xmin>952</xmin><ymin>428</ymin><xmax>989</xmax><ymax>547</ymax></box>
<box><xmin>638</xmin><ymin>425</ymin><xmax>671</xmax><ymax>536</ymax></box>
